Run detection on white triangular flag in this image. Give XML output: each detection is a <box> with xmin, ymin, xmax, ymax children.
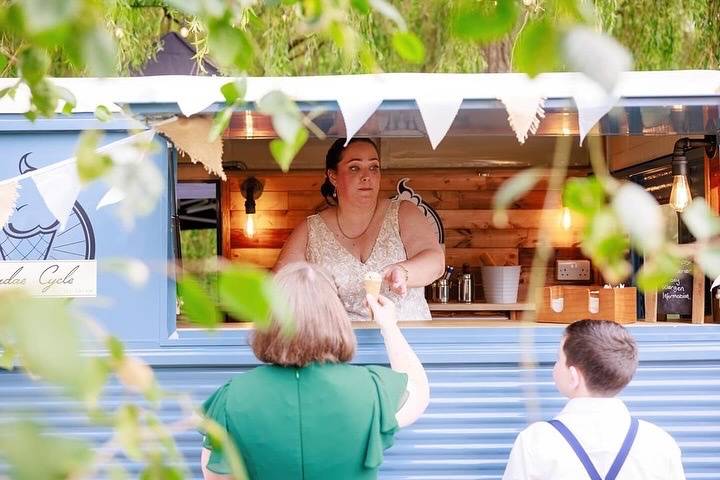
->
<box><xmin>416</xmin><ymin>95</ymin><xmax>464</xmax><ymax>149</ymax></box>
<box><xmin>337</xmin><ymin>91</ymin><xmax>384</xmax><ymax>145</ymax></box>
<box><xmin>573</xmin><ymin>80</ymin><xmax>619</xmax><ymax>145</ymax></box>
<box><xmin>498</xmin><ymin>77</ymin><xmax>545</xmax><ymax>144</ymax></box>
<box><xmin>31</xmin><ymin>159</ymin><xmax>80</xmax><ymax>231</ymax></box>
<box><xmin>0</xmin><ymin>181</ymin><xmax>20</xmax><ymax>228</ymax></box>
<box><xmin>96</xmin><ymin>186</ymin><xmax>125</xmax><ymax>210</ymax></box>
<box><xmin>96</xmin><ymin>129</ymin><xmax>156</xmax><ymax>211</ymax></box>
<box><xmin>154</xmin><ymin>116</ymin><xmax>225</xmax><ymax>180</ymax></box>
<box><xmin>95</xmin><ymin>129</ymin><xmax>162</xmax><ymax>228</ymax></box>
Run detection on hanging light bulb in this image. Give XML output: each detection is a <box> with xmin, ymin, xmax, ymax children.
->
<box><xmin>561</xmin><ymin>206</ymin><xmax>572</xmax><ymax>231</ymax></box>
<box><xmin>240</xmin><ymin>177</ymin><xmax>264</xmax><ymax>239</ymax></box>
<box><xmin>669</xmin><ymin>152</ymin><xmax>692</xmax><ymax>212</ymax></box>
<box><xmin>245</xmin><ymin>212</ymin><xmax>256</xmax><ymax>238</ymax></box>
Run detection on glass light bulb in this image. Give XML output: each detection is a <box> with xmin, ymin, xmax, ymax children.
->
<box><xmin>561</xmin><ymin>206</ymin><xmax>572</xmax><ymax>230</ymax></box>
<box><xmin>245</xmin><ymin>213</ymin><xmax>255</xmax><ymax>238</ymax></box>
<box><xmin>669</xmin><ymin>174</ymin><xmax>692</xmax><ymax>212</ymax></box>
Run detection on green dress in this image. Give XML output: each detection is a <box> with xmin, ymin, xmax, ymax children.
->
<box><xmin>202</xmin><ymin>362</ymin><xmax>408</xmax><ymax>479</ymax></box>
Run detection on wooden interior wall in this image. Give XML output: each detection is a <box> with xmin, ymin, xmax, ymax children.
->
<box><xmin>180</xmin><ymin>162</ymin><xmax>592</xmax><ymax>302</ymax></box>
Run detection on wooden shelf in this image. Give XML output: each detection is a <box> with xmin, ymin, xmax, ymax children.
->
<box><xmin>428</xmin><ymin>302</ymin><xmax>535</xmax><ymax>311</ymax></box>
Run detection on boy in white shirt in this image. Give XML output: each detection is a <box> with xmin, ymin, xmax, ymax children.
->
<box><xmin>503</xmin><ymin>319</ymin><xmax>685</xmax><ymax>480</ymax></box>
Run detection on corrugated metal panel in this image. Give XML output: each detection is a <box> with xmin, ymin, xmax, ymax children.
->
<box><xmin>2</xmin><ymin>360</ymin><xmax>719</xmax><ymax>479</ymax></box>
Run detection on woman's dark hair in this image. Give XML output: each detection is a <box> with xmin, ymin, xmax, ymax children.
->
<box><xmin>320</xmin><ymin>138</ymin><xmax>379</xmax><ymax>205</ymax></box>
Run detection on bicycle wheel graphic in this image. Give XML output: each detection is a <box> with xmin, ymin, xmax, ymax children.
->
<box><xmin>0</xmin><ymin>153</ymin><xmax>95</xmax><ymax>261</ymax></box>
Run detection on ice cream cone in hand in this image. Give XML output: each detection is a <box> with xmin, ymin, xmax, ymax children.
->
<box><xmin>363</xmin><ymin>271</ymin><xmax>382</xmax><ymax>297</ymax></box>
<box><xmin>364</xmin><ymin>271</ymin><xmax>382</xmax><ymax>319</ymax></box>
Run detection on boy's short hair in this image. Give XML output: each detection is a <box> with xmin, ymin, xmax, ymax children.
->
<box><xmin>563</xmin><ymin>319</ymin><xmax>638</xmax><ymax>396</ymax></box>
<box><xmin>251</xmin><ymin>262</ymin><xmax>356</xmax><ymax>367</ymax></box>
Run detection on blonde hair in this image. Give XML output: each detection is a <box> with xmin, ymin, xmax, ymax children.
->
<box><xmin>252</xmin><ymin>262</ymin><xmax>356</xmax><ymax>367</ymax></box>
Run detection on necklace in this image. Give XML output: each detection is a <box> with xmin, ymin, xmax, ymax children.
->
<box><xmin>336</xmin><ymin>202</ymin><xmax>378</xmax><ymax>240</ymax></box>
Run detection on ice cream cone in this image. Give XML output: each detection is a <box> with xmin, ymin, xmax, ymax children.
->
<box><xmin>363</xmin><ymin>271</ymin><xmax>382</xmax><ymax>320</ymax></box>
<box><xmin>363</xmin><ymin>271</ymin><xmax>382</xmax><ymax>297</ymax></box>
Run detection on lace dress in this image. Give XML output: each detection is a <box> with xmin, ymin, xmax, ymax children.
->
<box><xmin>306</xmin><ymin>199</ymin><xmax>432</xmax><ymax>321</ymax></box>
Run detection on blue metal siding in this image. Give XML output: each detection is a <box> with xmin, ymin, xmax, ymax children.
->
<box><xmin>2</xmin><ymin>354</ymin><xmax>719</xmax><ymax>479</ymax></box>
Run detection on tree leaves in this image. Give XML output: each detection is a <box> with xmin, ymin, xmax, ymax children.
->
<box><xmin>392</xmin><ymin>31</ymin><xmax>426</xmax><ymax>64</ymax></box>
<box><xmin>177</xmin><ymin>273</ymin><xmax>221</xmax><ymax>328</ymax></box>
<box><xmin>637</xmin><ymin>251</ymin><xmax>683</xmax><ymax>291</ymax></box>
<box><xmin>207</xmin><ymin>19</ymin><xmax>253</xmax><ymax>71</ymax></box>
<box><xmin>513</xmin><ymin>18</ymin><xmax>560</xmax><ymax>77</ymax></box>
<box><xmin>0</xmin><ymin>420</ymin><xmax>93</xmax><ymax>480</ymax></box>
<box><xmin>451</xmin><ymin>0</ymin><xmax>518</xmax><ymax>43</ymax></box>
<box><xmin>563</xmin><ymin>26</ymin><xmax>633</xmax><ymax>92</ymax></box>
<box><xmin>76</xmin><ymin>130</ymin><xmax>113</xmax><ymax>183</ymax></box>
<box><xmin>612</xmin><ymin>181</ymin><xmax>665</xmax><ymax>254</ymax></box>
<box><xmin>270</xmin><ymin>128</ymin><xmax>309</xmax><ymax>173</ymax></box>
<box><xmin>81</xmin><ymin>26</ymin><xmax>117</xmax><ymax>77</ymax></box>
<box><xmin>218</xmin><ymin>264</ymin><xmax>276</xmax><ymax>327</ymax></box>
<box><xmin>681</xmin><ymin>198</ymin><xmax>720</xmax><ymax>241</ymax></box>
<box><xmin>563</xmin><ymin>176</ymin><xmax>605</xmax><ymax>216</ymax></box>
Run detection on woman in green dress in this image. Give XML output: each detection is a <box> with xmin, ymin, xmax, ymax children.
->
<box><xmin>200</xmin><ymin>262</ymin><xmax>430</xmax><ymax>480</ymax></box>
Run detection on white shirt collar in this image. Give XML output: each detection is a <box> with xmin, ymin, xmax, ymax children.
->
<box><xmin>558</xmin><ymin>396</ymin><xmax>630</xmax><ymax>418</ymax></box>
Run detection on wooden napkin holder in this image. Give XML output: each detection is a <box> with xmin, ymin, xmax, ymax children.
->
<box><xmin>536</xmin><ymin>285</ymin><xmax>637</xmax><ymax>324</ymax></box>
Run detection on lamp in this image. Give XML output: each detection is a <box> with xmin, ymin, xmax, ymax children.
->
<box><xmin>240</xmin><ymin>177</ymin><xmax>264</xmax><ymax>238</ymax></box>
<box><xmin>561</xmin><ymin>206</ymin><xmax>572</xmax><ymax>231</ymax></box>
<box><xmin>669</xmin><ymin>135</ymin><xmax>717</xmax><ymax>212</ymax></box>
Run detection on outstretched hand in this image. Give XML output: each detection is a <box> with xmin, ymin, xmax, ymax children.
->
<box><xmin>366</xmin><ymin>294</ymin><xmax>397</xmax><ymax>330</ymax></box>
<box><xmin>382</xmin><ymin>264</ymin><xmax>408</xmax><ymax>297</ymax></box>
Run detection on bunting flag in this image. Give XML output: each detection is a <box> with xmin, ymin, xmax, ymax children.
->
<box><xmin>498</xmin><ymin>77</ymin><xmax>546</xmax><ymax>144</ymax></box>
<box><xmin>0</xmin><ymin>181</ymin><xmax>20</xmax><ymax>229</ymax></box>
<box><xmin>337</xmin><ymin>78</ymin><xmax>384</xmax><ymax>144</ymax></box>
<box><xmin>95</xmin><ymin>129</ymin><xmax>161</xmax><ymax>229</ymax></box>
<box><xmin>31</xmin><ymin>159</ymin><xmax>81</xmax><ymax>231</ymax></box>
<box><xmin>0</xmin><ymin>129</ymin><xmax>159</xmax><ymax>233</ymax></box>
<box><xmin>154</xmin><ymin>116</ymin><xmax>226</xmax><ymax>180</ymax></box>
<box><xmin>416</xmin><ymin>95</ymin><xmax>464</xmax><ymax>149</ymax></box>
<box><xmin>573</xmin><ymin>80</ymin><xmax>619</xmax><ymax>145</ymax></box>
<box><xmin>97</xmin><ymin>129</ymin><xmax>158</xmax><ymax>210</ymax></box>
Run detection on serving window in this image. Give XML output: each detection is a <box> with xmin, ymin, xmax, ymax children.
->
<box><xmin>171</xmin><ymin>106</ymin><xmax>720</xmax><ymax>329</ymax></box>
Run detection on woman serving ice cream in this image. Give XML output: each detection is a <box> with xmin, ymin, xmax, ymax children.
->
<box><xmin>275</xmin><ymin>138</ymin><xmax>444</xmax><ymax>321</ymax></box>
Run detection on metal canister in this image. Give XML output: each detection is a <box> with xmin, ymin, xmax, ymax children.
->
<box><xmin>459</xmin><ymin>273</ymin><xmax>473</xmax><ymax>303</ymax></box>
<box><xmin>438</xmin><ymin>279</ymin><xmax>450</xmax><ymax>303</ymax></box>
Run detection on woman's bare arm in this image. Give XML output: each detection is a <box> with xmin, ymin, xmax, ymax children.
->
<box><xmin>367</xmin><ymin>294</ymin><xmax>430</xmax><ymax>428</ymax></box>
<box><xmin>383</xmin><ymin>201</ymin><xmax>444</xmax><ymax>293</ymax></box>
<box><xmin>273</xmin><ymin>219</ymin><xmax>309</xmax><ymax>272</ymax></box>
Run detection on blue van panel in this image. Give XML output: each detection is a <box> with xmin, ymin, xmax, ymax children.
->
<box><xmin>2</xmin><ymin>330</ymin><xmax>719</xmax><ymax>479</ymax></box>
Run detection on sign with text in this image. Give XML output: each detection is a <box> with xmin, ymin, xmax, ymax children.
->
<box><xmin>658</xmin><ymin>260</ymin><xmax>693</xmax><ymax>315</ymax></box>
<box><xmin>0</xmin><ymin>260</ymin><xmax>97</xmax><ymax>297</ymax></box>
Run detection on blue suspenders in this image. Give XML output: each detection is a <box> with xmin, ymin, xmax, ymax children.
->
<box><xmin>547</xmin><ymin>417</ymin><xmax>639</xmax><ymax>480</ymax></box>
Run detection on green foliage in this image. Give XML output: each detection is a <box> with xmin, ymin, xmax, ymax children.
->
<box><xmin>178</xmin><ymin>273</ymin><xmax>222</xmax><ymax>328</ymax></box>
<box><xmin>451</xmin><ymin>0</ymin><xmax>518</xmax><ymax>42</ymax></box>
<box><xmin>218</xmin><ymin>264</ymin><xmax>285</xmax><ymax>328</ymax></box>
<box><xmin>513</xmin><ymin>18</ymin><xmax>560</xmax><ymax>76</ymax></box>
<box><xmin>0</xmin><ymin>420</ymin><xmax>93</xmax><ymax>480</ymax></box>
<box><xmin>563</xmin><ymin>177</ymin><xmax>605</xmax><ymax>217</ymax></box>
<box><xmin>594</xmin><ymin>0</ymin><xmax>720</xmax><ymax>70</ymax></box>
<box><xmin>76</xmin><ymin>130</ymin><xmax>113</xmax><ymax>183</ymax></box>
<box><xmin>637</xmin><ymin>251</ymin><xmax>683</xmax><ymax>291</ymax></box>
<box><xmin>0</xmin><ymin>292</ymin><xmax>109</xmax><ymax>403</ymax></box>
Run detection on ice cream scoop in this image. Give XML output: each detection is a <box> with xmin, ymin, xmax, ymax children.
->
<box><xmin>363</xmin><ymin>271</ymin><xmax>382</xmax><ymax>297</ymax></box>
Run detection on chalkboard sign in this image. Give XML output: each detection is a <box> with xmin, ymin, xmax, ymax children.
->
<box><xmin>658</xmin><ymin>260</ymin><xmax>693</xmax><ymax>315</ymax></box>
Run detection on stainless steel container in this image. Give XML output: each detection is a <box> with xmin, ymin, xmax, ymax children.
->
<box><xmin>438</xmin><ymin>279</ymin><xmax>450</xmax><ymax>303</ymax></box>
<box><xmin>458</xmin><ymin>273</ymin><xmax>473</xmax><ymax>303</ymax></box>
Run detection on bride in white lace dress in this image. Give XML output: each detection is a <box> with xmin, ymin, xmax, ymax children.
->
<box><xmin>275</xmin><ymin>138</ymin><xmax>445</xmax><ymax>321</ymax></box>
